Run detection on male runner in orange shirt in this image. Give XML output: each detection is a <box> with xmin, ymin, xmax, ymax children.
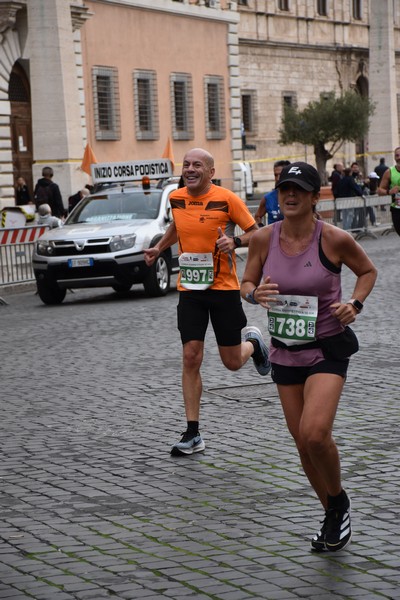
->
<box><xmin>145</xmin><ymin>148</ymin><xmax>270</xmax><ymax>456</ymax></box>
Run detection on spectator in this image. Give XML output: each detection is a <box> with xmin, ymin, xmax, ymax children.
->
<box><xmin>374</xmin><ymin>158</ymin><xmax>389</xmax><ymax>211</ymax></box>
<box><xmin>15</xmin><ymin>176</ymin><xmax>32</xmax><ymax>205</ymax></box>
<box><xmin>330</xmin><ymin>162</ymin><xmax>344</xmax><ymax>198</ymax></box>
<box><xmin>374</xmin><ymin>157</ymin><xmax>389</xmax><ymax>180</ymax></box>
<box><xmin>68</xmin><ymin>188</ymin><xmax>90</xmax><ymax>212</ymax></box>
<box><xmin>366</xmin><ymin>172</ymin><xmax>379</xmax><ymax>195</ymax></box>
<box><xmin>362</xmin><ymin>174</ymin><xmax>379</xmax><ymax>227</ymax></box>
<box><xmin>36</xmin><ymin>203</ymin><xmax>63</xmax><ymax>228</ymax></box>
<box><xmin>350</xmin><ymin>162</ymin><xmax>374</xmax><ymax>228</ymax></box>
<box><xmin>254</xmin><ymin>160</ymin><xmax>290</xmax><ymax>226</ymax></box>
<box><xmin>335</xmin><ymin>168</ymin><xmax>363</xmax><ymax>230</ymax></box>
<box><xmin>34</xmin><ymin>166</ymin><xmax>64</xmax><ymax>218</ymax></box>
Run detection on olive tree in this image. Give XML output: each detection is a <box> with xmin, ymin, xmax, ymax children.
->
<box><xmin>279</xmin><ymin>91</ymin><xmax>375</xmax><ymax>184</ymax></box>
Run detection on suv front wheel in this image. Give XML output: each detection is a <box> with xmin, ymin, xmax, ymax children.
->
<box><xmin>36</xmin><ymin>280</ymin><xmax>67</xmax><ymax>305</ymax></box>
<box><xmin>143</xmin><ymin>252</ymin><xmax>170</xmax><ymax>297</ymax></box>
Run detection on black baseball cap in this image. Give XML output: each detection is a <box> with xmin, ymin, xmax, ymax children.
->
<box><xmin>276</xmin><ymin>162</ymin><xmax>321</xmax><ymax>192</ymax></box>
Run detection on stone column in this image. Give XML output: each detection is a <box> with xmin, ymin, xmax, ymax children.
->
<box><xmin>0</xmin><ymin>2</ymin><xmax>25</xmax><ymax>208</ymax></box>
<box><xmin>27</xmin><ymin>0</ymin><xmax>89</xmax><ymax>204</ymax></box>
<box><xmin>368</xmin><ymin>0</ymin><xmax>398</xmax><ymax>170</ymax></box>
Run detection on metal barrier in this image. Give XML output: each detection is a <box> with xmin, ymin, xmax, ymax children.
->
<box><xmin>0</xmin><ymin>225</ymin><xmax>48</xmax><ymax>286</ymax></box>
<box><xmin>316</xmin><ymin>194</ymin><xmax>393</xmax><ymax>239</ymax></box>
<box><xmin>0</xmin><ymin>197</ymin><xmax>395</xmax><ymax>288</ymax></box>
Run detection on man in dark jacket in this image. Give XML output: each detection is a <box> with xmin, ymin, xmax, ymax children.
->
<box><xmin>335</xmin><ymin>167</ymin><xmax>364</xmax><ymax>230</ymax></box>
<box><xmin>374</xmin><ymin>157</ymin><xmax>389</xmax><ymax>180</ymax></box>
<box><xmin>330</xmin><ymin>162</ymin><xmax>344</xmax><ymax>198</ymax></box>
<box><xmin>34</xmin><ymin>167</ymin><xmax>64</xmax><ymax>218</ymax></box>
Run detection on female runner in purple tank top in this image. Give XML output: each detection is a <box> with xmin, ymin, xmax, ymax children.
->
<box><xmin>241</xmin><ymin>162</ymin><xmax>377</xmax><ymax>553</ymax></box>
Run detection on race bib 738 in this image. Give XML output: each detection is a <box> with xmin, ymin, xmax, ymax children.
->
<box><xmin>268</xmin><ymin>295</ymin><xmax>318</xmax><ymax>346</ymax></box>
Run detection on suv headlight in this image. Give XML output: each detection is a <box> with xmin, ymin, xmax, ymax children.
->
<box><xmin>109</xmin><ymin>234</ymin><xmax>136</xmax><ymax>251</ymax></box>
<box><xmin>36</xmin><ymin>240</ymin><xmax>54</xmax><ymax>256</ymax></box>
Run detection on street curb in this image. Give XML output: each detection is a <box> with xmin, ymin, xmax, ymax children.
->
<box><xmin>0</xmin><ymin>282</ymin><xmax>37</xmax><ymax>296</ymax></box>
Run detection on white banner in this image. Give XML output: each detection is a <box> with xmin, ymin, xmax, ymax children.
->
<box><xmin>91</xmin><ymin>159</ymin><xmax>173</xmax><ymax>184</ymax></box>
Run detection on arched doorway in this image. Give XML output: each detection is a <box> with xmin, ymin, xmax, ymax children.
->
<box><xmin>9</xmin><ymin>62</ymin><xmax>33</xmax><ymax>199</ymax></box>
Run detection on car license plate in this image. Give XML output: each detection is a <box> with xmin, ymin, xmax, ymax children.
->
<box><xmin>68</xmin><ymin>258</ymin><xmax>94</xmax><ymax>268</ymax></box>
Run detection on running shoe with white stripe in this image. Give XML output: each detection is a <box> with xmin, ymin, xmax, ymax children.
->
<box><xmin>324</xmin><ymin>498</ymin><xmax>352</xmax><ymax>551</ymax></box>
<box><xmin>311</xmin><ymin>496</ymin><xmax>352</xmax><ymax>552</ymax></box>
<box><xmin>311</xmin><ymin>520</ymin><xmax>328</xmax><ymax>552</ymax></box>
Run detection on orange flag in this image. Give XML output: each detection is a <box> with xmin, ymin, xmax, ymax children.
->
<box><xmin>162</xmin><ymin>137</ymin><xmax>175</xmax><ymax>172</ymax></box>
<box><xmin>81</xmin><ymin>143</ymin><xmax>98</xmax><ymax>176</ymax></box>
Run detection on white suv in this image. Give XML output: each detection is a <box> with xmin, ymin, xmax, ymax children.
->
<box><xmin>33</xmin><ymin>159</ymin><xmax>179</xmax><ymax>305</ymax></box>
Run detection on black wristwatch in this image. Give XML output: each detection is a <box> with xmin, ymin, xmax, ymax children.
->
<box><xmin>245</xmin><ymin>287</ymin><xmax>259</xmax><ymax>305</ymax></box>
<box><xmin>347</xmin><ymin>299</ymin><xmax>363</xmax><ymax>312</ymax></box>
<box><xmin>233</xmin><ymin>236</ymin><xmax>242</xmax><ymax>248</ymax></box>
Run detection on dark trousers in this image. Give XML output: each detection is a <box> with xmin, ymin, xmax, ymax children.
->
<box><xmin>391</xmin><ymin>206</ymin><xmax>400</xmax><ymax>236</ymax></box>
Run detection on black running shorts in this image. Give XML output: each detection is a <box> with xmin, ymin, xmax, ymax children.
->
<box><xmin>177</xmin><ymin>289</ymin><xmax>247</xmax><ymax>346</ymax></box>
<box><xmin>271</xmin><ymin>358</ymin><xmax>349</xmax><ymax>385</ymax></box>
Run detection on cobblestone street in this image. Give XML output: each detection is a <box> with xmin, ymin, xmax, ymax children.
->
<box><xmin>0</xmin><ymin>231</ymin><xmax>399</xmax><ymax>600</ymax></box>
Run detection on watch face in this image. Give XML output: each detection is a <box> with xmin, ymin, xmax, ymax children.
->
<box><xmin>353</xmin><ymin>300</ymin><xmax>363</xmax><ymax>311</ymax></box>
<box><xmin>234</xmin><ymin>236</ymin><xmax>242</xmax><ymax>247</ymax></box>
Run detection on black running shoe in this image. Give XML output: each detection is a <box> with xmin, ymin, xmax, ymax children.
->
<box><xmin>324</xmin><ymin>497</ymin><xmax>352</xmax><ymax>552</ymax></box>
<box><xmin>311</xmin><ymin>520</ymin><xmax>328</xmax><ymax>552</ymax></box>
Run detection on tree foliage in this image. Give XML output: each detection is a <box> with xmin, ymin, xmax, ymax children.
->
<box><xmin>279</xmin><ymin>90</ymin><xmax>375</xmax><ymax>182</ymax></box>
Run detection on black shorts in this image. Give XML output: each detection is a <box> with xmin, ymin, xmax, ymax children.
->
<box><xmin>271</xmin><ymin>359</ymin><xmax>349</xmax><ymax>385</ymax></box>
<box><xmin>177</xmin><ymin>289</ymin><xmax>247</xmax><ymax>346</ymax></box>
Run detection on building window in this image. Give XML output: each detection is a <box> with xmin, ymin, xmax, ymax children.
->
<box><xmin>320</xmin><ymin>91</ymin><xmax>331</xmax><ymax>101</ymax></box>
<box><xmin>278</xmin><ymin>0</ymin><xmax>289</xmax><ymax>10</ymax></box>
<box><xmin>241</xmin><ymin>92</ymin><xmax>255</xmax><ymax>133</ymax></box>
<box><xmin>170</xmin><ymin>73</ymin><xmax>194</xmax><ymax>141</ymax></box>
<box><xmin>204</xmin><ymin>75</ymin><xmax>226</xmax><ymax>140</ymax></box>
<box><xmin>238</xmin><ymin>0</ymin><xmax>249</xmax><ymax>4</ymax></box>
<box><xmin>92</xmin><ymin>66</ymin><xmax>120</xmax><ymax>141</ymax></box>
<box><xmin>317</xmin><ymin>0</ymin><xmax>328</xmax><ymax>16</ymax></box>
<box><xmin>352</xmin><ymin>0</ymin><xmax>362</xmax><ymax>20</ymax></box>
<box><xmin>133</xmin><ymin>70</ymin><xmax>159</xmax><ymax>140</ymax></box>
<box><xmin>282</xmin><ymin>92</ymin><xmax>297</xmax><ymax>109</ymax></box>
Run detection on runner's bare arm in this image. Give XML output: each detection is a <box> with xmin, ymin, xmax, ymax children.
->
<box><xmin>144</xmin><ymin>222</ymin><xmax>178</xmax><ymax>266</ymax></box>
<box><xmin>377</xmin><ymin>169</ymin><xmax>391</xmax><ymax>196</ymax></box>
<box><xmin>241</xmin><ymin>228</ymin><xmax>279</xmax><ymax>308</ymax></box>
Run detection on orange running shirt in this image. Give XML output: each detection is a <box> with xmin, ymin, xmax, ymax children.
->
<box><xmin>170</xmin><ymin>184</ymin><xmax>255</xmax><ymax>291</ymax></box>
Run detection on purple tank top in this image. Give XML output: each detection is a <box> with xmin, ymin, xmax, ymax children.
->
<box><xmin>263</xmin><ymin>219</ymin><xmax>343</xmax><ymax>367</ymax></box>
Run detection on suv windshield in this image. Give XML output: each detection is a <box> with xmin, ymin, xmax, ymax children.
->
<box><xmin>66</xmin><ymin>191</ymin><xmax>162</xmax><ymax>224</ymax></box>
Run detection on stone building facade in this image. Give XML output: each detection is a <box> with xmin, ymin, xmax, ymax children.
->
<box><xmin>238</xmin><ymin>0</ymin><xmax>400</xmax><ymax>189</ymax></box>
<box><xmin>0</xmin><ymin>0</ymin><xmax>399</xmax><ymax>209</ymax></box>
<box><xmin>80</xmin><ymin>0</ymin><xmax>242</xmax><ymax>191</ymax></box>
<box><xmin>0</xmin><ymin>0</ymin><xmax>241</xmax><ymax>210</ymax></box>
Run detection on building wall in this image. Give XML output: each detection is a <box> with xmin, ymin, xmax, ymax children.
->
<box><xmin>2</xmin><ymin>0</ymin><xmax>400</xmax><ymax>209</ymax></box>
<box><xmin>238</xmin><ymin>0</ymin><xmax>400</xmax><ymax>190</ymax></box>
<box><xmin>81</xmin><ymin>0</ymin><xmax>240</xmax><ymax>190</ymax></box>
<box><xmin>0</xmin><ymin>0</ymin><xmax>241</xmax><ymax>211</ymax></box>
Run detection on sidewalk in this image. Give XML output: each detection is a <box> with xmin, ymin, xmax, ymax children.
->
<box><xmin>0</xmin><ymin>232</ymin><xmax>399</xmax><ymax>600</ymax></box>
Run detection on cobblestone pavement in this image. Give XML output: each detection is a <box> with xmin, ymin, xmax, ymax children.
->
<box><xmin>0</xmin><ymin>231</ymin><xmax>399</xmax><ymax>600</ymax></box>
